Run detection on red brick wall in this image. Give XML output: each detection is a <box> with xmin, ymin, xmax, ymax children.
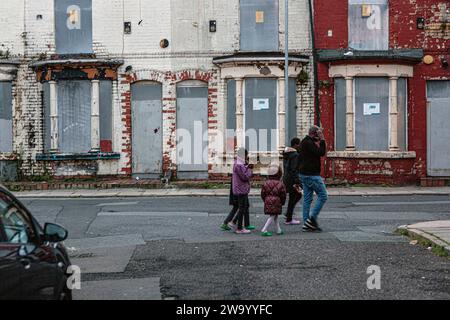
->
<box><xmin>315</xmin><ymin>0</ymin><xmax>450</xmax><ymax>185</ymax></box>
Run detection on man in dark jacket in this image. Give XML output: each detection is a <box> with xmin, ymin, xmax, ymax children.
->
<box><xmin>299</xmin><ymin>126</ymin><xmax>328</xmax><ymax>232</ymax></box>
<box><xmin>283</xmin><ymin>137</ymin><xmax>302</xmax><ymax>225</ymax></box>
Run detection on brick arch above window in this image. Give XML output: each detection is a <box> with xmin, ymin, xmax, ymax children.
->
<box><xmin>127</xmin><ymin>69</ymin><xmax>166</xmax><ymax>84</ymax></box>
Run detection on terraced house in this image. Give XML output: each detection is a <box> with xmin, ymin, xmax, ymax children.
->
<box><xmin>0</xmin><ymin>0</ymin><xmax>315</xmax><ymax>182</ymax></box>
<box><xmin>314</xmin><ymin>0</ymin><xmax>450</xmax><ymax>185</ymax></box>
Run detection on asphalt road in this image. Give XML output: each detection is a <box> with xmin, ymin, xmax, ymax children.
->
<box><xmin>21</xmin><ymin>195</ymin><xmax>450</xmax><ymax>300</ymax></box>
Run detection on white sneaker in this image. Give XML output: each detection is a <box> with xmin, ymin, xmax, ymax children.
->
<box><xmin>235</xmin><ymin>228</ymin><xmax>251</xmax><ymax>234</ymax></box>
<box><xmin>284</xmin><ymin>219</ymin><xmax>301</xmax><ymax>225</ymax></box>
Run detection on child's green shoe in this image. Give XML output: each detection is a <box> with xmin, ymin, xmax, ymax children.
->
<box><xmin>261</xmin><ymin>231</ymin><xmax>272</xmax><ymax>237</ymax></box>
<box><xmin>220</xmin><ymin>223</ymin><xmax>231</xmax><ymax>231</ymax></box>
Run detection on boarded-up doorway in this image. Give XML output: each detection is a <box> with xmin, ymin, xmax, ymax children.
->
<box><xmin>131</xmin><ymin>82</ymin><xmax>163</xmax><ymax>178</ymax></box>
<box><xmin>427</xmin><ymin>81</ymin><xmax>450</xmax><ymax>176</ymax></box>
<box><xmin>176</xmin><ymin>81</ymin><xmax>208</xmax><ymax>179</ymax></box>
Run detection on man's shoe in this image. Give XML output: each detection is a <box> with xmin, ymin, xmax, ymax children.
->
<box><xmin>302</xmin><ymin>224</ymin><xmax>314</xmax><ymax>232</ymax></box>
<box><xmin>220</xmin><ymin>223</ymin><xmax>231</xmax><ymax>231</ymax></box>
<box><xmin>284</xmin><ymin>219</ymin><xmax>301</xmax><ymax>225</ymax></box>
<box><xmin>245</xmin><ymin>225</ymin><xmax>256</xmax><ymax>230</ymax></box>
<box><xmin>235</xmin><ymin>229</ymin><xmax>251</xmax><ymax>234</ymax></box>
<box><xmin>305</xmin><ymin>218</ymin><xmax>322</xmax><ymax>232</ymax></box>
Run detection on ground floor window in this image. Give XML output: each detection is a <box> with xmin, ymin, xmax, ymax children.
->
<box><xmin>0</xmin><ymin>81</ymin><xmax>12</xmax><ymax>153</ymax></box>
<box><xmin>226</xmin><ymin>78</ymin><xmax>297</xmax><ymax>152</ymax></box>
<box><xmin>335</xmin><ymin>77</ymin><xmax>407</xmax><ymax>151</ymax></box>
<box><xmin>43</xmin><ymin>80</ymin><xmax>113</xmax><ymax>153</ymax></box>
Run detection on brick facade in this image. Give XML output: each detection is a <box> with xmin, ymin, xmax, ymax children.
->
<box><xmin>314</xmin><ymin>0</ymin><xmax>450</xmax><ymax>185</ymax></box>
<box><xmin>0</xmin><ymin>0</ymin><xmax>314</xmax><ymax>181</ymax></box>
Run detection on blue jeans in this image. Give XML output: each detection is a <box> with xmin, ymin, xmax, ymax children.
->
<box><xmin>299</xmin><ymin>175</ymin><xmax>328</xmax><ymax>223</ymax></box>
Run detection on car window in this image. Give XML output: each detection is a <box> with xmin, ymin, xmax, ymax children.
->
<box><xmin>0</xmin><ymin>193</ymin><xmax>35</xmax><ymax>244</ymax></box>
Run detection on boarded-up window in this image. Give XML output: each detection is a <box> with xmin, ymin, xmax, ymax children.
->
<box><xmin>348</xmin><ymin>0</ymin><xmax>388</xmax><ymax>50</ymax></box>
<box><xmin>287</xmin><ymin>79</ymin><xmax>297</xmax><ymax>145</ymax></box>
<box><xmin>55</xmin><ymin>0</ymin><xmax>93</xmax><ymax>54</ymax></box>
<box><xmin>0</xmin><ymin>82</ymin><xmax>12</xmax><ymax>152</ymax></box>
<box><xmin>355</xmin><ymin>77</ymin><xmax>389</xmax><ymax>151</ymax></box>
<box><xmin>335</xmin><ymin>77</ymin><xmax>407</xmax><ymax>151</ymax></box>
<box><xmin>397</xmin><ymin>78</ymin><xmax>407</xmax><ymax>151</ymax></box>
<box><xmin>334</xmin><ymin>78</ymin><xmax>346</xmax><ymax>151</ymax></box>
<box><xmin>100</xmin><ymin>80</ymin><xmax>113</xmax><ymax>152</ymax></box>
<box><xmin>240</xmin><ymin>0</ymin><xmax>279</xmax><ymax>52</ymax></box>
<box><xmin>58</xmin><ymin>80</ymin><xmax>91</xmax><ymax>153</ymax></box>
<box><xmin>244</xmin><ymin>78</ymin><xmax>277</xmax><ymax>152</ymax></box>
<box><xmin>43</xmin><ymin>83</ymin><xmax>51</xmax><ymax>152</ymax></box>
<box><xmin>226</xmin><ymin>79</ymin><xmax>236</xmax><ymax>152</ymax></box>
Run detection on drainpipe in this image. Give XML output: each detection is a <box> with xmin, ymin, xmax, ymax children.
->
<box><xmin>285</xmin><ymin>0</ymin><xmax>289</xmax><ymax>142</ymax></box>
<box><xmin>308</xmin><ymin>0</ymin><xmax>321</xmax><ymax>127</ymax></box>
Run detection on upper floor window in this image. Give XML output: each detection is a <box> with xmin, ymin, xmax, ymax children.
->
<box><xmin>348</xmin><ymin>0</ymin><xmax>388</xmax><ymax>50</ymax></box>
<box><xmin>55</xmin><ymin>0</ymin><xmax>93</xmax><ymax>54</ymax></box>
<box><xmin>240</xmin><ymin>0</ymin><xmax>279</xmax><ymax>52</ymax></box>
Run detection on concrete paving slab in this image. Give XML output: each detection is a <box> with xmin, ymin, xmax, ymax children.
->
<box><xmin>65</xmin><ymin>234</ymin><xmax>145</xmax><ymax>250</ymax></box>
<box><xmin>69</xmin><ymin>245</ymin><xmax>136</xmax><ymax>273</ymax></box>
<box><xmin>97</xmin><ymin>211</ymin><xmax>209</xmax><ymax>217</ymax></box>
<box><xmin>73</xmin><ymin>277</ymin><xmax>161</xmax><ymax>300</ymax></box>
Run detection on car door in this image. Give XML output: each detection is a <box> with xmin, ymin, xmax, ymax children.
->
<box><xmin>0</xmin><ymin>192</ymin><xmax>58</xmax><ymax>300</ymax></box>
<box><xmin>0</xmin><ymin>242</ymin><xmax>23</xmax><ymax>299</ymax></box>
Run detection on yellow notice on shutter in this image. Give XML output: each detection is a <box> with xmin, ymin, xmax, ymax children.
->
<box><xmin>256</xmin><ymin>11</ymin><xmax>264</xmax><ymax>23</ymax></box>
<box><xmin>361</xmin><ymin>4</ymin><xmax>371</xmax><ymax>17</ymax></box>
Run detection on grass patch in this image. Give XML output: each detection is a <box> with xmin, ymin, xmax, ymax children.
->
<box><xmin>397</xmin><ymin>228</ymin><xmax>449</xmax><ymax>259</ymax></box>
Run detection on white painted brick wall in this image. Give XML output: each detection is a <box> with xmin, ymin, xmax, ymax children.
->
<box><xmin>1</xmin><ymin>0</ymin><xmax>314</xmax><ymax>177</ymax></box>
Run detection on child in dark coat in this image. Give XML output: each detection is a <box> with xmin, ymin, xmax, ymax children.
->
<box><xmin>260</xmin><ymin>164</ymin><xmax>287</xmax><ymax>236</ymax></box>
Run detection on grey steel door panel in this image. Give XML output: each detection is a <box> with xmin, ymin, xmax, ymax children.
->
<box><xmin>176</xmin><ymin>86</ymin><xmax>208</xmax><ymax>176</ymax></box>
<box><xmin>427</xmin><ymin>99</ymin><xmax>450</xmax><ymax>176</ymax></box>
<box><xmin>131</xmin><ymin>82</ymin><xmax>163</xmax><ymax>177</ymax></box>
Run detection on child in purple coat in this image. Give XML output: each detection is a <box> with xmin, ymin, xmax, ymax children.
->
<box><xmin>231</xmin><ymin>148</ymin><xmax>253</xmax><ymax>234</ymax></box>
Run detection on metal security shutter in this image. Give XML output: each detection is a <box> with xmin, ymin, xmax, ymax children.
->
<box><xmin>240</xmin><ymin>0</ymin><xmax>279</xmax><ymax>52</ymax></box>
<box><xmin>226</xmin><ymin>79</ymin><xmax>236</xmax><ymax>153</ymax></box>
<box><xmin>131</xmin><ymin>82</ymin><xmax>163</xmax><ymax>177</ymax></box>
<box><xmin>427</xmin><ymin>81</ymin><xmax>450</xmax><ymax>176</ymax></box>
<box><xmin>55</xmin><ymin>0</ymin><xmax>93</xmax><ymax>54</ymax></box>
<box><xmin>100</xmin><ymin>80</ymin><xmax>113</xmax><ymax>152</ymax></box>
<box><xmin>58</xmin><ymin>80</ymin><xmax>91</xmax><ymax>153</ymax></box>
<box><xmin>176</xmin><ymin>82</ymin><xmax>209</xmax><ymax>178</ymax></box>
<box><xmin>334</xmin><ymin>78</ymin><xmax>346</xmax><ymax>151</ymax></box>
<box><xmin>43</xmin><ymin>82</ymin><xmax>51</xmax><ymax>152</ymax></box>
<box><xmin>397</xmin><ymin>78</ymin><xmax>407</xmax><ymax>151</ymax></box>
<box><xmin>287</xmin><ymin>79</ymin><xmax>297</xmax><ymax>145</ymax></box>
<box><xmin>348</xmin><ymin>0</ymin><xmax>388</xmax><ymax>50</ymax></box>
<box><xmin>355</xmin><ymin>77</ymin><xmax>389</xmax><ymax>151</ymax></box>
<box><xmin>244</xmin><ymin>78</ymin><xmax>277</xmax><ymax>152</ymax></box>
<box><xmin>0</xmin><ymin>82</ymin><xmax>12</xmax><ymax>153</ymax></box>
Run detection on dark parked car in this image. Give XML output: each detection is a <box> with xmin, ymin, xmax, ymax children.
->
<box><xmin>0</xmin><ymin>185</ymin><xmax>72</xmax><ymax>300</ymax></box>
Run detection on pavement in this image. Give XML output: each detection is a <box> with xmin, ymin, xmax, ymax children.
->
<box><xmin>12</xmin><ymin>186</ymin><xmax>450</xmax><ymax>198</ymax></box>
<box><xmin>398</xmin><ymin>220</ymin><xmax>450</xmax><ymax>255</ymax></box>
<box><xmin>19</xmin><ymin>194</ymin><xmax>450</xmax><ymax>299</ymax></box>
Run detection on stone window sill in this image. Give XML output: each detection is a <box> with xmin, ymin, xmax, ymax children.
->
<box><xmin>0</xmin><ymin>153</ymin><xmax>18</xmax><ymax>161</ymax></box>
<box><xmin>36</xmin><ymin>152</ymin><xmax>120</xmax><ymax>161</ymax></box>
<box><xmin>327</xmin><ymin>151</ymin><xmax>416</xmax><ymax>159</ymax></box>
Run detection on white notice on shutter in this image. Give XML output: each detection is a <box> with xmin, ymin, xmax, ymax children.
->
<box><xmin>363</xmin><ymin>103</ymin><xmax>380</xmax><ymax>115</ymax></box>
<box><xmin>253</xmin><ymin>98</ymin><xmax>269</xmax><ymax>111</ymax></box>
